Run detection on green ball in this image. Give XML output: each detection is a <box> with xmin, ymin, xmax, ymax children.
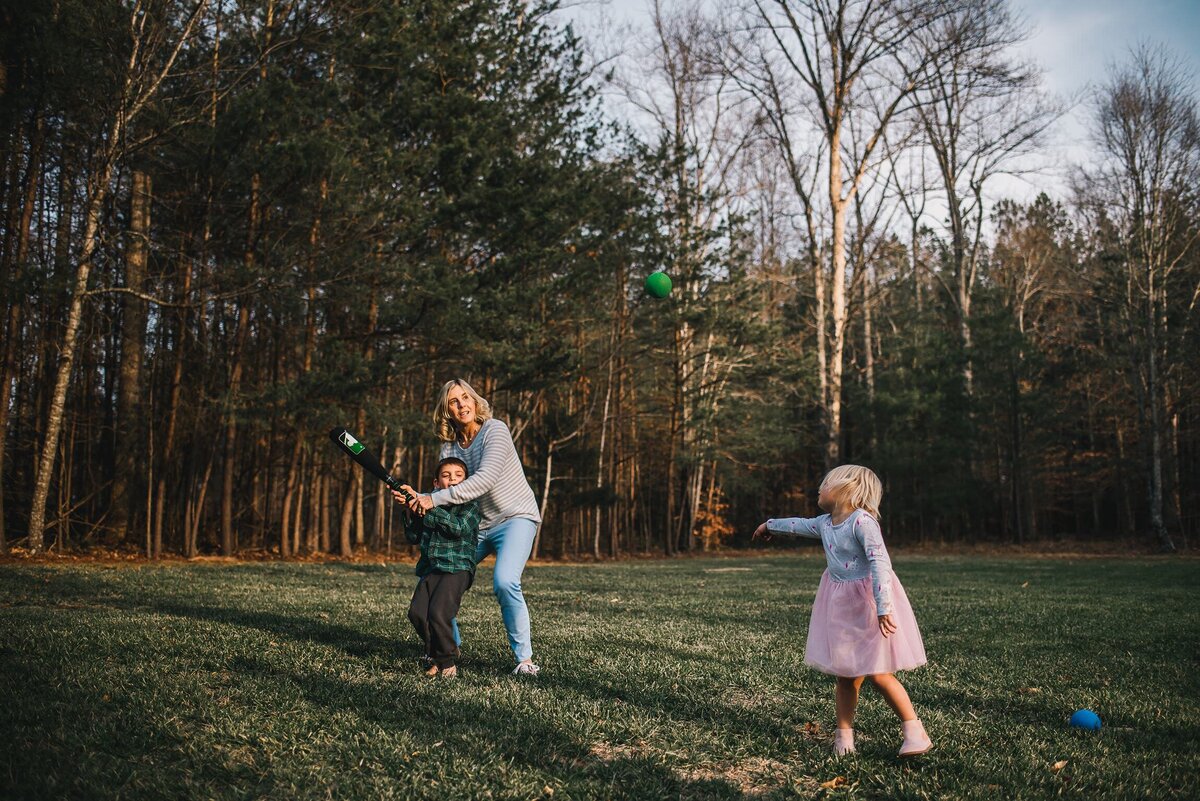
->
<box><xmin>645</xmin><ymin>271</ymin><xmax>672</xmax><ymax>298</ymax></box>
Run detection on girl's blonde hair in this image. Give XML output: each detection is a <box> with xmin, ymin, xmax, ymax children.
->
<box><xmin>432</xmin><ymin>378</ymin><xmax>493</xmax><ymax>442</ymax></box>
<box><xmin>820</xmin><ymin>464</ymin><xmax>882</xmax><ymax>520</ymax></box>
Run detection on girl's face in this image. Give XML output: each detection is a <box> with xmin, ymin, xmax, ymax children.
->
<box><xmin>817</xmin><ymin>481</ymin><xmax>841</xmax><ymax>512</ymax></box>
<box><xmin>446</xmin><ymin>384</ymin><xmax>477</xmax><ymax>429</ymax></box>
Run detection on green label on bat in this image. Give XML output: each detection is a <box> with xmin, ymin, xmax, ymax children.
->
<box><xmin>339</xmin><ymin>431</ymin><xmax>365</xmax><ymax>455</ymax></box>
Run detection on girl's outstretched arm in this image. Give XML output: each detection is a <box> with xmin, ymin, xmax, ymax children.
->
<box><xmin>760</xmin><ymin>516</ymin><xmax>824</xmax><ymax>540</ymax></box>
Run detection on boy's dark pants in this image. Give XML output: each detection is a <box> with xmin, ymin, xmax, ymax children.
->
<box><xmin>408</xmin><ymin>570</ymin><xmax>474</xmax><ymax>669</ymax></box>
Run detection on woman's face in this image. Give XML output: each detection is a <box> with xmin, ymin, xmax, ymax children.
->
<box><xmin>446</xmin><ymin>384</ymin><xmax>477</xmax><ymax>429</ymax></box>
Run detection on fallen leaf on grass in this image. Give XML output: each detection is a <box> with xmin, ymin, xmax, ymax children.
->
<box><xmin>1018</xmin><ymin>687</ymin><xmax>1041</xmax><ymax>695</ymax></box>
<box><xmin>802</xmin><ymin>721</ymin><xmax>823</xmax><ymax>738</ymax></box>
<box><xmin>1051</xmin><ymin>760</ymin><xmax>1068</xmax><ymax>772</ymax></box>
<box><xmin>542</xmin><ymin>786</ymin><xmax>554</xmax><ymax>797</ymax></box>
<box><xmin>1021</xmin><ymin>581</ymin><xmax>1030</xmax><ymax>588</ymax></box>
<box><xmin>820</xmin><ymin>776</ymin><xmax>847</xmax><ymax>789</ymax></box>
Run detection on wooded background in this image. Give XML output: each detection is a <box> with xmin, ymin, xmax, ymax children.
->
<box><xmin>1</xmin><ymin>0</ymin><xmax>1196</xmax><ymax>558</ymax></box>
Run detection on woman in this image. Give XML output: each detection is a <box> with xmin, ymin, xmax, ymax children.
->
<box><xmin>397</xmin><ymin>378</ymin><xmax>542</xmax><ymax>675</ymax></box>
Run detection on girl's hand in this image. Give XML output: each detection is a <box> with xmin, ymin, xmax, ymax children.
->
<box><xmin>752</xmin><ymin>522</ymin><xmax>771</xmax><ymax>541</ymax></box>
<box><xmin>878</xmin><ymin>614</ymin><xmax>897</xmax><ymax>638</ymax></box>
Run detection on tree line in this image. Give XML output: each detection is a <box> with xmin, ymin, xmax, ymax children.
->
<box><xmin>1</xmin><ymin>0</ymin><xmax>1196</xmax><ymax>558</ymax></box>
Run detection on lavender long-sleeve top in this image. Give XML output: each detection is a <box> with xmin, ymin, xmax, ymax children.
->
<box><xmin>766</xmin><ymin>509</ymin><xmax>895</xmax><ymax>615</ymax></box>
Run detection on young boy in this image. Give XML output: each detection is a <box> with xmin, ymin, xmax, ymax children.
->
<box><xmin>403</xmin><ymin>457</ymin><xmax>481</xmax><ymax>678</ymax></box>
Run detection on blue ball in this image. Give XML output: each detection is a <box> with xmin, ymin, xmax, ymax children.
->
<box><xmin>1069</xmin><ymin>709</ymin><xmax>1102</xmax><ymax>730</ymax></box>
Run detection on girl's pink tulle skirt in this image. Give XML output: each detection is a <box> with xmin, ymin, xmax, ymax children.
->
<box><xmin>805</xmin><ymin>569</ymin><xmax>926</xmax><ymax>677</ymax></box>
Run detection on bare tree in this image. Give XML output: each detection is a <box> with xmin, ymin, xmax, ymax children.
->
<box><xmin>729</xmin><ymin>0</ymin><xmax>952</xmax><ymax>465</ymax></box>
<box><xmin>911</xmin><ymin>0</ymin><xmax>1059</xmax><ymax>399</ymax></box>
<box><xmin>1078</xmin><ymin>45</ymin><xmax>1200</xmax><ymax>552</ymax></box>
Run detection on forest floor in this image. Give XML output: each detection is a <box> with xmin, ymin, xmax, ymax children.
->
<box><xmin>1</xmin><ymin>534</ymin><xmax>1189</xmax><ymax>565</ymax></box>
<box><xmin>1</xmin><ymin>555</ymin><xmax>1197</xmax><ymax>800</ymax></box>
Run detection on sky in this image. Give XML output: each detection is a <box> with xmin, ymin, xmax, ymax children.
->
<box><xmin>1008</xmin><ymin>0</ymin><xmax>1200</xmax><ymax>197</ymax></box>
<box><xmin>554</xmin><ymin>0</ymin><xmax>1200</xmax><ymax>204</ymax></box>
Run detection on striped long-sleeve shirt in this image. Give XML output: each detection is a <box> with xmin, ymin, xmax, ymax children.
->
<box><xmin>430</xmin><ymin>418</ymin><xmax>541</xmax><ymax>531</ymax></box>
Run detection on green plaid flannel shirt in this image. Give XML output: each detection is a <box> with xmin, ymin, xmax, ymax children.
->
<box><xmin>404</xmin><ymin>501</ymin><xmax>481</xmax><ymax>577</ymax></box>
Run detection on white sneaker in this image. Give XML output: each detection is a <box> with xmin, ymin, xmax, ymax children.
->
<box><xmin>512</xmin><ymin>661</ymin><xmax>540</xmax><ymax>676</ymax></box>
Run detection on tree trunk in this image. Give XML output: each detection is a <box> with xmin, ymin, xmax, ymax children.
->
<box><xmin>280</xmin><ymin>440</ymin><xmax>301</xmax><ymax>557</ymax></box>
<box><xmin>0</xmin><ymin>114</ymin><xmax>44</xmax><ymax>550</ymax></box>
<box><xmin>220</xmin><ymin>166</ymin><xmax>258</xmax><ymax>556</ymax></box>
<box><xmin>1145</xmin><ymin>288</ymin><xmax>1173</xmax><ymax>551</ymax></box>
<box><xmin>110</xmin><ymin>169</ymin><xmax>151</xmax><ymax>545</ymax></box>
<box><xmin>27</xmin><ymin>127</ymin><xmax>123</xmax><ymax>552</ymax></box>
<box><xmin>827</xmin><ymin>137</ymin><xmax>848</xmax><ymax>468</ymax></box>
<box><xmin>220</xmin><ymin>301</ymin><xmax>250</xmax><ymax>555</ymax></box>
<box><xmin>592</xmin><ymin>328</ymin><xmax>615</xmax><ymax>560</ymax></box>
<box><xmin>153</xmin><ymin>247</ymin><xmax>191</xmax><ymax>559</ymax></box>
<box><xmin>337</xmin><ymin>470</ymin><xmax>355</xmax><ymax>557</ymax></box>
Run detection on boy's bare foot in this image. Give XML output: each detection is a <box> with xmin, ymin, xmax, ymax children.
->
<box><xmin>440</xmin><ymin>665</ymin><xmax>458</xmax><ymax>678</ymax></box>
<box><xmin>423</xmin><ymin>664</ymin><xmax>439</xmax><ymax>677</ymax></box>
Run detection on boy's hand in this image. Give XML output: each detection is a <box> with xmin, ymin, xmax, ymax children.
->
<box><xmin>399</xmin><ymin>485</ymin><xmax>432</xmax><ymax>515</ymax></box>
<box><xmin>752</xmin><ymin>522</ymin><xmax>771</xmax><ymax>541</ymax></box>
<box><xmin>878</xmin><ymin>614</ymin><xmax>897</xmax><ymax>638</ymax></box>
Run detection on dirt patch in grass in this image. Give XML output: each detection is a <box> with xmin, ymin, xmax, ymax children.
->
<box><xmin>676</xmin><ymin>756</ymin><xmax>793</xmax><ymax>797</ymax></box>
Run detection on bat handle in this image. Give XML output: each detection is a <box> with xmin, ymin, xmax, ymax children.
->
<box><xmin>385</xmin><ymin>476</ymin><xmax>415</xmax><ymax>502</ymax></box>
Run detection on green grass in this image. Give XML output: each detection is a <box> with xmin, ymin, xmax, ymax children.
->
<box><xmin>1</xmin><ymin>554</ymin><xmax>1197</xmax><ymax>800</ymax></box>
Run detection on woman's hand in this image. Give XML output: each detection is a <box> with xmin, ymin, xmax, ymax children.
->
<box><xmin>878</xmin><ymin>614</ymin><xmax>897</xmax><ymax>638</ymax></box>
<box><xmin>394</xmin><ymin>485</ymin><xmax>430</xmax><ymax>516</ymax></box>
<box><xmin>402</xmin><ymin>486</ymin><xmax>433</xmax><ymax>515</ymax></box>
<box><xmin>751</xmin><ymin>522</ymin><xmax>771</xmax><ymax>541</ymax></box>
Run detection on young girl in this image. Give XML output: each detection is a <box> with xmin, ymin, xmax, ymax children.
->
<box><xmin>753</xmin><ymin>465</ymin><xmax>932</xmax><ymax>757</ymax></box>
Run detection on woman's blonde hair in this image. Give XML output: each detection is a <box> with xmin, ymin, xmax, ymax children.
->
<box><xmin>820</xmin><ymin>464</ymin><xmax>882</xmax><ymax>520</ymax></box>
<box><xmin>432</xmin><ymin>378</ymin><xmax>493</xmax><ymax>442</ymax></box>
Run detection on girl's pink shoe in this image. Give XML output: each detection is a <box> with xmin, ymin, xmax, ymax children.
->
<box><xmin>899</xmin><ymin>719</ymin><xmax>932</xmax><ymax>757</ymax></box>
<box><xmin>833</xmin><ymin>728</ymin><xmax>855</xmax><ymax>756</ymax></box>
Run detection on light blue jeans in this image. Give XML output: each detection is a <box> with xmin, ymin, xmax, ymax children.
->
<box><xmin>447</xmin><ymin>516</ymin><xmax>537</xmax><ymax>663</ymax></box>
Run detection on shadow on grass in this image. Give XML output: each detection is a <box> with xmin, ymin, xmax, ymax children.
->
<box><xmin>1</xmin><ymin>566</ymin><xmax>400</xmax><ymax>659</ymax></box>
<box><xmin>245</xmin><ymin>651</ymin><xmax>761</xmax><ymax>800</ymax></box>
<box><xmin>1</xmin><ymin>567</ymin><xmax>778</xmax><ymax>799</ymax></box>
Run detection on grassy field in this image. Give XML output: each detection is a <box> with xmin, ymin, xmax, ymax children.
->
<box><xmin>1</xmin><ymin>553</ymin><xmax>1197</xmax><ymax>800</ymax></box>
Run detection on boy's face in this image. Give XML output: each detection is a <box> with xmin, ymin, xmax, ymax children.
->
<box><xmin>433</xmin><ymin>463</ymin><xmax>466</xmax><ymax>490</ymax></box>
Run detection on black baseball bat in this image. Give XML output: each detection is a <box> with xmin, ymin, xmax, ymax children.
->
<box><xmin>328</xmin><ymin>427</ymin><xmax>415</xmax><ymax>501</ymax></box>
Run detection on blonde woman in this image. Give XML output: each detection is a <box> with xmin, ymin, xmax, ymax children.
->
<box><xmin>396</xmin><ymin>379</ymin><xmax>542</xmax><ymax>675</ymax></box>
<box><xmin>752</xmin><ymin>465</ymin><xmax>931</xmax><ymax>758</ymax></box>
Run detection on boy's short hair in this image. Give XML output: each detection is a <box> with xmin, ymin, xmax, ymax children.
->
<box><xmin>436</xmin><ymin>457</ymin><xmax>469</xmax><ymax>478</ymax></box>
